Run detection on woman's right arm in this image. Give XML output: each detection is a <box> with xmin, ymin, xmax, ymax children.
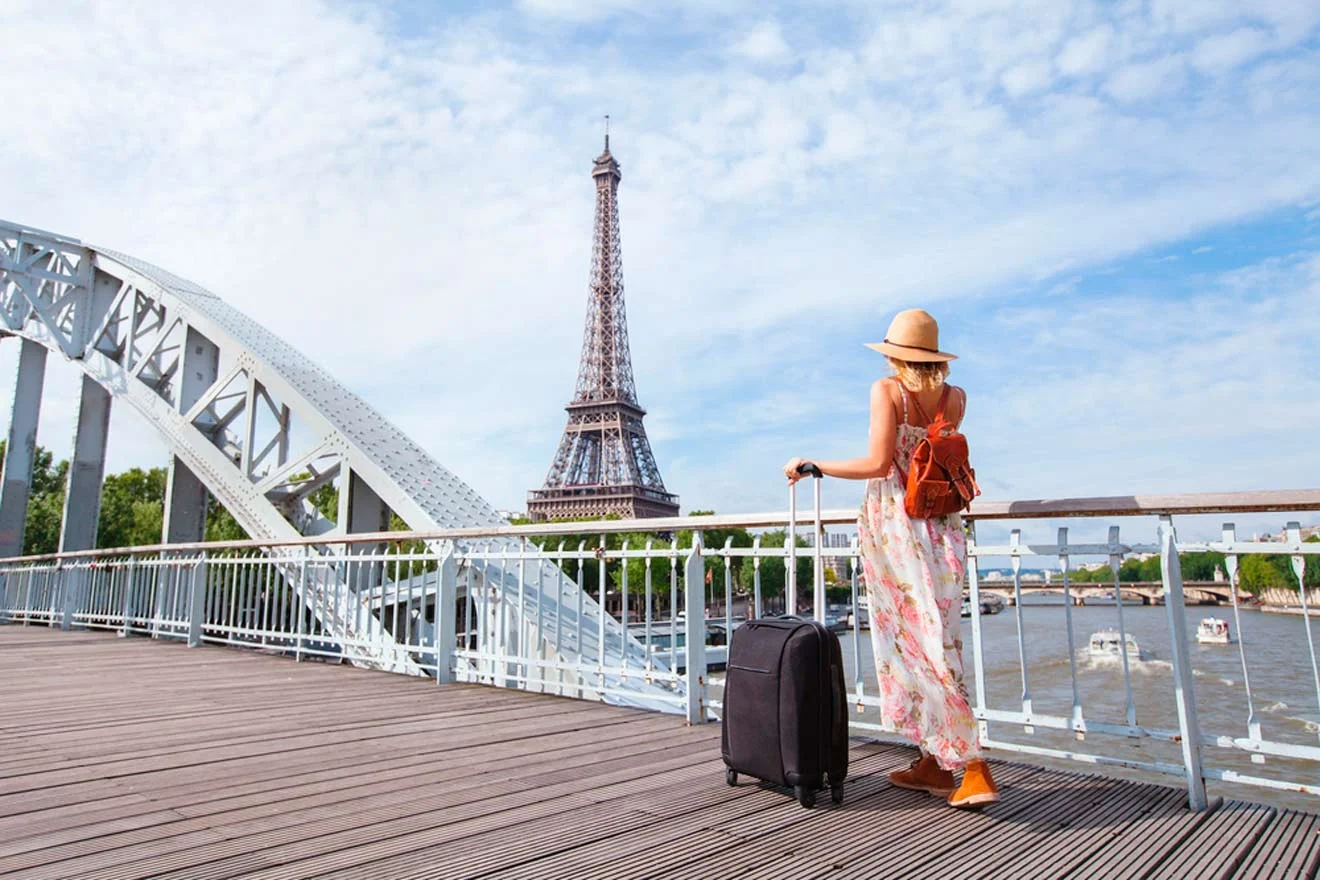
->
<box><xmin>786</xmin><ymin>380</ymin><xmax>896</xmax><ymax>483</ymax></box>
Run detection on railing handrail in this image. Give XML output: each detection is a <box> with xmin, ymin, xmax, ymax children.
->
<box><xmin>0</xmin><ymin>488</ymin><xmax>1317</xmax><ymax>564</ymax></box>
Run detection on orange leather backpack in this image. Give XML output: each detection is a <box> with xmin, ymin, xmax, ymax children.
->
<box><xmin>898</xmin><ymin>385</ymin><xmax>981</xmax><ymax>519</ymax></box>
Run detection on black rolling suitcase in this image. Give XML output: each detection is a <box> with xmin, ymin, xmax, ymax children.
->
<box><xmin>721</xmin><ymin>465</ymin><xmax>848</xmax><ymax>808</ymax></box>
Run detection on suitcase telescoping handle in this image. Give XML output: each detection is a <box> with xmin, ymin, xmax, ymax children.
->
<box><xmin>787</xmin><ymin>463</ymin><xmax>826</xmax><ymax>624</ymax></box>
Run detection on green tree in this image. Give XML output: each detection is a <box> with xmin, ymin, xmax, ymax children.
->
<box><xmin>738</xmin><ymin>529</ymin><xmax>812</xmax><ymax>610</ymax></box>
<box><xmin>23</xmin><ymin>448</ymin><xmax>67</xmax><ymax>555</ymax></box>
<box><xmin>1180</xmin><ymin>551</ymin><xmax>1226</xmax><ymax>581</ymax></box>
<box><xmin>1307</xmin><ymin>535</ymin><xmax>1320</xmax><ymax>588</ymax></box>
<box><xmin>0</xmin><ymin>443</ymin><xmax>70</xmax><ymax>556</ymax></box>
<box><xmin>97</xmin><ymin>467</ymin><xmax>167</xmax><ymax>548</ymax></box>
<box><xmin>1237</xmin><ymin>554</ymin><xmax>1293</xmax><ymax>594</ymax></box>
<box><xmin>679</xmin><ymin>510</ymin><xmax>753</xmax><ymax>596</ymax></box>
<box><xmin>1116</xmin><ymin>558</ymin><xmax>1144</xmax><ymax>582</ymax></box>
<box><xmin>204</xmin><ymin>499</ymin><xmax>249</xmax><ymax>542</ymax></box>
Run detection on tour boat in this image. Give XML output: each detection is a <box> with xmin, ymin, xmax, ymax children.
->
<box><xmin>1196</xmin><ymin>617</ymin><xmax>1232</xmax><ymax>645</ymax></box>
<box><xmin>1088</xmin><ymin>628</ymin><xmax>1141</xmax><ymax>660</ymax></box>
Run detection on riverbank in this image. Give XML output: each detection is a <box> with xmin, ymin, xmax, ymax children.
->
<box><xmin>1260</xmin><ymin>605</ymin><xmax>1315</xmax><ymax>616</ymax></box>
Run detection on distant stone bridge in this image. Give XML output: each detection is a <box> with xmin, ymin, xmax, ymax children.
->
<box><xmin>975</xmin><ymin>581</ymin><xmax>1251</xmax><ymax>607</ymax></box>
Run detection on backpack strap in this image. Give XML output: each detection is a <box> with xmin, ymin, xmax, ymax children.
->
<box><xmin>933</xmin><ymin>384</ymin><xmax>952</xmax><ymax>423</ymax></box>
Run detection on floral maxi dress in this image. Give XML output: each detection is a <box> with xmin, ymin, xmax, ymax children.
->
<box><xmin>857</xmin><ymin>405</ymin><xmax>981</xmax><ymax>771</ymax></box>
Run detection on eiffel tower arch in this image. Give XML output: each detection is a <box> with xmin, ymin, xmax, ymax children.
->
<box><xmin>528</xmin><ymin>129</ymin><xmax>679</xmax><ymax>522</ymax></box>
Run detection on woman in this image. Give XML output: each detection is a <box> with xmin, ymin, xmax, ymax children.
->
<box><xmin>783</xmin><ymin>308</ymin><xmax>998</xmax><ymax>809</ymax></box>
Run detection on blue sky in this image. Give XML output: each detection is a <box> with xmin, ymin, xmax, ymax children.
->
<box><xmin>1</xmin><ymin>0</ymin><xmax>1318</xmax><ymax>544</ymax></box>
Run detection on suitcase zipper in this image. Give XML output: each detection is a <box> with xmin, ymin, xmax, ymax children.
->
<box><xmin>728</xmin><ymin>663</ymin><xmax>773</xmax><ymax>674</ymax></box>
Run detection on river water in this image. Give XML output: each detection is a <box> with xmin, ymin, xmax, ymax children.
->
<box><xmin>718</xmin><ymin>605</ymin><xmax>1320</xmax><ymax>813</ymax></box>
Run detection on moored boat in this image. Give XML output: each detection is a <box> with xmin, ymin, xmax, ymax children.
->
<box><xmin>961</xmin><ymin>595</ymin><xmax>1005</xmax><ymax>618</ymax></box>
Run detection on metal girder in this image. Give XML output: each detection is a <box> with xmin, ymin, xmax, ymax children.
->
<box><xmin>0</xmin><ymin>218</ymin><xmax>675</xmax><ymax>706</ymax></box>
<box><xmin>0</xmin><ymin>218</ymin><xmax>513</xmax><ymax>671</ymax></box>
<box><xmin>0</xmin><ymin>219</ymin><xmax>680</xmax><ymax>708</ymax></box>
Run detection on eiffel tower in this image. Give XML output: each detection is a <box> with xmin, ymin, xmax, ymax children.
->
<box><xmin>528</xmin><ymin>126</ymin><xmax>679</xmax><ymax>522</ymax></box>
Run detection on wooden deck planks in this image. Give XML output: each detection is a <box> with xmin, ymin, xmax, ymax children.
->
<box><xmin>2</xmin><ymin>625</ymin><xmax>1317</xmax><ymax>880</ymax></box>
<box><xmin>1231</xmin><ymin>808</ymin><xmax>1320</xmax><ymax>879</ymax></box>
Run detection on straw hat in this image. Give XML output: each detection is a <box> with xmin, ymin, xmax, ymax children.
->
<box><xmin>865</xmin><ymin>309</ymin><xmax>956</xmax><ymax>362</ymax></box>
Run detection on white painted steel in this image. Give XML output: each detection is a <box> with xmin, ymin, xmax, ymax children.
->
<box><xmin>0</xmin><ymin>338</ymin><xmax>47</xmax><ymax>556</ymax></box>
<box><xmin>1161</xmin><ymin>519</ymin><xmax>1207</xmax><ymax>810</ymax></box>
<box><xmin>0</xmin><ymin>218</ymin><xmax>667</xmax><ymax>697</ymax></box>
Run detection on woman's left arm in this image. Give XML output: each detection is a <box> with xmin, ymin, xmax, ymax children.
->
<box><xmin>785</xmin><ymin>380</ymin><xmax>896</xmax><ymax>483</ymax></box>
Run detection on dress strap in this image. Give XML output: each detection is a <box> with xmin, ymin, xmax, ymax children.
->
<box><xmin>894</xmin><ymin>379</ymin><xmax>910</xmax><ymax>425</ymax></box>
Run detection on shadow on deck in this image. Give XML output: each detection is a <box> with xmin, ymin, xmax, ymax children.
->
<box><xmin>0</xmin><ymin>627</ymin><xmax>1316</xmax><ymax>879</ymax></box>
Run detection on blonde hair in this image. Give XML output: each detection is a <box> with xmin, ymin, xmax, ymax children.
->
<box><xmin>887</xmin><ymin>357</ymin><xmax>949</xmax><ymax>394</ymax></box>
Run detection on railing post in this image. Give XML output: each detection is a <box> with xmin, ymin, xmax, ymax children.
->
<box><xmin>59</xmin><ymin>561</ymin><xmax>76</xmax><ymax>632</ymax></box>
<box><xmin>295</xmin><ymin>550</ymin><xmax>308</xmax><ymax>662</ymax></box>
<box><xmin>119</xmin><ymin>555</ymin><xmax>137</xmax><ymax>637</ymax></box>
<box><xmin>966</xmin><ymin>521</ymin><xmax>989</xmax><ymax>742</ymax></box>
<box><xmin>1159</xmin><ymin>516</ymin><xmax>1208</xmax><ymax>811</ymax></box>
<box><xmin>187</xmin><ymin>553</ymin><xmax>208</xmax><ymax>648</ymax></box>
<box><xmin>436</xmin><ymin>548</ymin><xmax>458</xmax><ymax>685</ymax></box>
<box><xmin>683</xmin><ymin>535</ymin><xmax>707</xmax><ymax>724</ymax></box>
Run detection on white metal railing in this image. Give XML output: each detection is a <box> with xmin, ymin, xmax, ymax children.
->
<box><xmin>1</xmin><ymin>489</ymin><xmax>1318</xmax><ymax>809</ymax></box>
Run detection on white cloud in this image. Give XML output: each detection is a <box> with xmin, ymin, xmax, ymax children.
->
<box><xmin>731</xmin><ymin>20</ymin><xmax>792</xmax><ymax>64</ymax></box>
<box><xmin>0</xmin><ymin>0</ymin><xmax>1318</xmax><ymax>536</ymax></box>
<box><xmin>1056</xmin><ymin>24</ymin><xmax>1114</xmax><ymax>77</ymax></box>
<box><xmin>1105</xmin><ymin>54</ymin><xmax>1188</xmax><ymax>103</ymax></box>
<box><xmin>1000</xmin><ymin>60</ymin><xmax>1052</xmax><ymax>97</ymax></box>
<box><xmin>1191</xmin><ymin>27</ymin><xmax>1272</xmax><ymax>74</ymax></box>
<box><xmin>817</xmin><ymin>111</ymin><xmax>868</xmax><ymax>162</ymax></box>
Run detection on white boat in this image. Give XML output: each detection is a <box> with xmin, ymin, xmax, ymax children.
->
<box><xmin>1088</xmin><ymin>629</ymin><xmax>1141</xmax><ymax>660</ymax></box>
<box><xmin>1196</xmin><ymin>617</ymin><xmax>1232</xmax><ymax>645</ymax></box>
<box><xmin>961</xmin><ymin>595</ymin><xmax>1005</xmax><ymax>618</ymax></box>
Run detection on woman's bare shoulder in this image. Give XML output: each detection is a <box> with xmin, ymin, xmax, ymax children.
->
<box><xmin>870</xmin><ymin>377</ymin><xmax>901</xmax><ymax>403</ymax></box>
<box><xmin>947</xmin><ymin>384</ymin><xmax>968</xmax><ymax>421</ymax></box>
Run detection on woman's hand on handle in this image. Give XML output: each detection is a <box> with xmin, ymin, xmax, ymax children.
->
<box><xmin>783</xmin><ymin>457</ymin><xmax>809</xmax><ymax>485</ymax></box>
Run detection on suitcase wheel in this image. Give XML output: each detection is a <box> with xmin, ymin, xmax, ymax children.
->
<box><xmin>725</xmin><ymin>769</ymin><xmax>738</xmax><ymax>787</ymax></box>
<box><xmin>795</xmin><ymin>785</ymin><xmax>816</xmax><ymax>809</ymax></box>
<box><xmin>831</xmin><ymin>783</ymin><xmax>844</xmax><ymax>805</ymax></box>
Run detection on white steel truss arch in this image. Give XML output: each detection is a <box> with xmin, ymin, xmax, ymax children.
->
<box><xmin>0</xmin><ymin>219</ymin><xmax>502</xmax><ymax>542</ymax></box>
<box><xmin>0</xmin><ymin>219</ymin><xmax>674</xmax><ymax>706</ymax></box>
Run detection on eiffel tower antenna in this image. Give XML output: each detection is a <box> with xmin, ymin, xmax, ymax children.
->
<box><xmin>528</xmin><ymin>131</ymin><xmax>679</xmax><ymax>521</ymax></box>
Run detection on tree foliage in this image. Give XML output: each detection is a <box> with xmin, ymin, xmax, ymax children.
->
<box><xmin>97</xmin><ymin>467</ymin><xmax>167</xmax><ymax>549</ymax></box>
<box><xmin>1068</xmin><ymin>551</ymin><xmax>1228</xmax><ymax>584</ymax></box>
<box><xmin>1236</xmin><ymin>554</ymin><xmax>1302</xmax><ymax>593</ymax></box>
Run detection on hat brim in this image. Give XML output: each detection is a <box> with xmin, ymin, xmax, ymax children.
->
<box><xmin>865</xmin><ymin>342</ymin><xmax>957</xmax><ymax>362</ymax></box>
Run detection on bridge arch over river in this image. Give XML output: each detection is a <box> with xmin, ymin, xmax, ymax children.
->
<box><xmin>977</xmin><ymin>581</ymin><xmax>1252</xmax><ymax>606</ymax></box>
